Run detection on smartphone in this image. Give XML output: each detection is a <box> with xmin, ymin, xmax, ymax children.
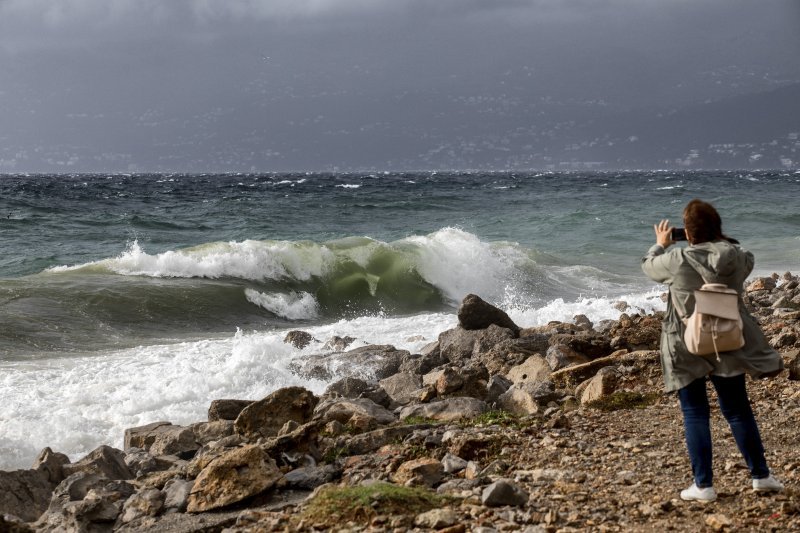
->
<box><xmin>671</xmin><ymin>227</ymin><xmax>687</xmax><ymax>241</ymax></box>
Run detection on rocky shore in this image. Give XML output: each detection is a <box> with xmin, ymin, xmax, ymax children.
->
<box><xmin>2</xmin><ymin>274</ymin><xmax>799</xmax><ymax>532</ymax></box>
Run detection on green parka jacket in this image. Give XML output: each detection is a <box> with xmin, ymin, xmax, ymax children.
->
<box><xmin>642</xmin><ymin>239</ymin><xmax>784</xmax><ymax>392</ymax></box>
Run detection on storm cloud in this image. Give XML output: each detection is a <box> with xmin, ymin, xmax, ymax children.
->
<box><xmin>1</xmin><ymin>0</ymin><xmax>798</xmax><ymax>172</ymax></box>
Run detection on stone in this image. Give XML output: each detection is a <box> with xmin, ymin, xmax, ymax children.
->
<box><xmin>481</xmin><ymin>479</ymin><xmax>528</xmax><ymax>507</ymax></box>
<box><xmin>119</xmin><ymin>488</ymin><xmax>164</xmax><ymax>524</ymax></box>
<box><xmin>580</xmin><ymin>366</ymin><xmax>622</xmax><ymax>405</ymax></box>
<box><xmin>332</xmin><ymin>426</ymin><xmax>422</xmax><ymax>456</ymax></box>
<box><xmin>282</xmin><ymin>465</ymin><xmax>340</xmax><ymax>490</ymax></box>
<box><xmin>0</xmin><ymin>468</ymin><xmax>54</xmax><ymax>522</ymax></box>
<box><xmin>284</xmin><ymin>330</ymin><xmax>315</xmax><ymax>349</ymax></box>
<box><xmin>788</xmin><ymin>350</ymin><xmax>800</xmax><ymax>381</ymax></box>
<box><xmin>313</xmin><ymin>397</ymin><xmax>397</xmax><ymax>426</ymax></box>
<box><xmin>485</xmin><ymin>374</ymin><xmax>513</xmax><ymax>404</ymax></box>
<box><xmin>441</xmin><ymin>453</ymin><xmax>469</xmax><ymax>474</ymax></box>
<box><xmin>548</xmin><ymin>332</ymin><xmax>613</xmax><ymax>359</ymax></box>
<box><xmin>324</xmin><ymin>376</ymin><xmax>374</xmax><ymax>398</ymax></box>
<box><xmin>123</xmin><ymin>448</ymin><xmax>159</xmax><ymax>477</ymax></box>
<box><xmin>163</xmin><ymin>478</ymin><xmax>193</xmax><ymax>512</ymax></box>
<box><xmin>392</xmin><ymin>458</ymin><xmax>444</xmax><ymax>487</ymax></box>
<box><xmin>192</xmin><ymin>420</ymin><xmax>235</xmax><ymax>445</ymax></box>
<box><xmin>124</xmin><ymin>423</ymin><xmax>199</xmax><ymax>459</ymax></box>
<box><xmin>398</xmin><ymin>350</ymin><xmax>446</xmax><ymax>375</ymax></box>
<box><xmin>497</xmin><ymin>381</ymin><xmax>558</xmax><ymax>415</ymax></box>
<box><xmin>62</xmin><ymin>445</ymin><xmax>133</xmax><ymax>480</ymax></box>
<box><xmin>747</xmin><ymin>277</ymin><xmax>777</xmax><ymax>292</ymax></box>
<box><xmin>322</xmin><ymin>335</ymin><xmax>356</xmax><ymax>352</ymax></box>
<box><xmin>399</xmin><ymin>397</ymin><xmax>488</xmax><ymax>422</ymax></box>
<box><xmin>208</xmin><ymin>399</ymin><xmax>253</xmax><ymax>422</ymax></box>
<box><xmin>187</xmin><ymin>445</ymin><xmax>282</xmax><ymax>513</ymax></box>
<box><xmin>573</xmin><ymin>314</ymin><xmax>593</xmax><ymax>330</ymax></box>
<box><xmin>234</xmin><ymin>386</ymin><xmax>318</xmax><ymax>439</ymax></box>
<box><xmin>415</xmin><ymin>508</ymin><xmax>459</xmax><ymax>529</ymax></box>
<box><xmin>32</xmin><ymin>447</ymin><xmax>70</xmax><ymax>485</ymax></box>
<box><xmin>379</xmin><ymin>371</ymin><xmax>423</xmax><ymax>405</ymax></box>
<box><xmin>260</xmin><ymin>422</ymin><xmax>321</xmax><ymax>461</ymax></box>
<box><xmin>546</xmin><ymin>344</ymin><xmax>590</xmax><ymax>371</ymax></box>
<box><xmin>506</xmin><ymin>354</ymin><xmax>551</xmax><ymax>385</ymax></box>
<box><xmin>457</xmin><ymin>294</ymin><xmax>520</xmax><ymax>334</ymax></box>
<box><xmin>705</xmin><ymin>513</ymin><xmax>733</xmax><ymax>531</ymax></box>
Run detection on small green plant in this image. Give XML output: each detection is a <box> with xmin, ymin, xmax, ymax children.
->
<box><xmin>585</xmin><ymin>391</ymin><xmax>660</xmax><ymax>412</ymax></box>
<box><xmin>300</xmin><ymin>482</ymin><xmax>447</xmax><ymax>527</ymax></box>
<box><xmin>401</xmin><ymin>416</ymin><xmax>439</xmax><ymax>426</ymax></box>
<box><xmin>465</xmin><ymin>409</ymin><xmax>518</xmax><ymax>427</ymax></box>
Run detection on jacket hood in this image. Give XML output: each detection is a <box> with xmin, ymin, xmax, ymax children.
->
<box><xmin>683</xmin><ymin>240</ymin><xmax>744</xmax><ymax>284</ymax></box>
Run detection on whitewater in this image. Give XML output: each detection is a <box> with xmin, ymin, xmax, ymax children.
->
<box><xmin>1</xmin><ymin>170</ymin><xmax>797</xmax><ymax>470</ymax></box>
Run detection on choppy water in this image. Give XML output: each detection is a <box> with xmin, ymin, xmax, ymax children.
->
<box><xmin>1</xmin><ymin>170</ymin><xmax>798</xmax><ymax>469</ymax></box>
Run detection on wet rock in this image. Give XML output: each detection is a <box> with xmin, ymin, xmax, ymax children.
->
<box><xmin>208</xmin><ymin>399</ymin><xmax>254</xmax><ymax>422</ymax></box>
<box><xmin>481</xmin><ymin>479</ymin><xmax>528</xmax><ymax>507</ymax></box>
<box><xmin>234</xmin><ymin>386</ymin><xmax>318</xmax><ymax>439</ymax></box>
<box><xmin>457</xmin><ymin>294</ymin><xmax>521</xmax><ymax>334</ymax></box>
<box><xmin>62</xmin><ymin>445</ymin><xmax>133</xmax><ymax>480</ymax></box>
<box><xmin>391</xmin><ymin>458</ymin><xmax>444</xmax><ymax>487</ymax></box>
<box><xmin>187</xmin><ymin>445</ymin><xmax>282</xmax><ymax>513</ymax></box>
<box><xmin>399</xmin><ymin>397</ymin><xmax>488</xmax><ymax>422</ymax></box>
<box><xmin>323</xmin><ymin>335</ymin><xmax>356</xmax><ymax>352</ymax></box>
<box><xmin>284</xmin><ymin>330</ymin><xmax>315</xmax><ymax>349</ymax></box>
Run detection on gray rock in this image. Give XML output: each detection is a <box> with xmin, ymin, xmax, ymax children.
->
<box><xmin>234</xmin><ymin>386</ymin><xmax>318</xmax><ymax>439</ymax></box>
<box><xmin>62</xmin><ymin>445</ymin><xmax>133</xmax><ymax>481</ymax></box>
<box><xmin>546</xmin><ymin>344</ymin><xmax>590</xmax><ymax>371</ymax></box>
<box><xmin>392</xmin><ymin>458</ymin><xmax>444</xmax><ymax>487</ymax></box>
<box><xmin>441</xmin><ymin>453</ymin><xmax>468</xmax><ymax>474</ymax></box>
<box><xmin>322</xmin><ymin>335</ymin><xmax>356</xmax><ymax>352</ymax></box>
<box><xmin>379</xmin><ymin>371</ymin><xmax>423</xmax><ymax>405</ymax></box>
<box><xmin>478</xmin><ymin>335</ymin><xmax>547</xmax><ymax>376</ymax></box>
<box><xmin>786</xmin><ymin>350</ymin><xmax>800</xmax><ymax>381</ymax></box>
<box><xmin>119</xmin><ymin>488</ymin><xmax>164</xmax><ymax>524</ymax></box>
<box><xmin>457</xmin><ymin>294</ymin><xmax>520</xmax><ymax>334</ymax></box>
<box><xmin>399</xmin><ymin>397</ymin><xmax>488</xmax><ymax>422</ymax></box>
<box><xmin>32</xmin><ymin>447</ymin><xmax>70</xmax><ymax>485</ymax></box>
<box><xmin>497</xmin><ymin>381</ymin><xmax>558</xmax><ymax>416</ymax></box>
<box><xmin>162</xmin><ymin>478</ymin><xmax>194</xmax><ymax>512</ymax></box>
<box><xmin>282</xmin><ymin>465</ymin><xmax>340</xmax><ymax>490</ymax></box>
<box><xmin>0</xmin><ymin>468</ymin><xmax>54</xmax><ymax>522</ymax></box>
<box><xmin>313</xmin><ymin>397</ymin><xmax>397</xmax><ymax>426</ymax></box>
<box><xmin>486</xmin><ymin>375</ymin><xmax>513</xmax><ymax>404</ymax></box>
<box><xmin>124</xmin><ymin>422</ymin><xmax>199</xmax><ymax>459</ymax></box>
<box><xmin>208</xmin><ymin>399</ymin><xmax>254</xmax><ymax>422</ymax></box>
<box><xmin>331</xmin><ymin>425</ymin><xmax>425</xmax><ymax>456</ymax></box>
<box><xmin>123</xmin><ymin>448</ymin><xmax>159</xmax><ymax>477</ymax></box>
<box><xmin>481</xmin><ymin>479</ymin><xmax>529</xmax><ymax>507</ymax></box>
<box><xmin>324</xmin><ymin>376</ymin><xmax>374</xmax><ymax>398</ymax></box>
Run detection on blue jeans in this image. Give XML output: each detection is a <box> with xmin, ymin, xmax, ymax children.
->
<box><xmin>677</xmin><ymin>374</ymin><xmax>770</xmax><ymax>488</ymax></box>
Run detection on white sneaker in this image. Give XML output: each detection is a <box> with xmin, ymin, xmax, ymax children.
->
<box><xmin>753</xmin><ymin>475</ymin><xmax>784</xmax><ymax>492</ymax></box>
<box><xmin>680</xmin><ymin>483</ymin><xmax>717</xmax><ymax>502</ymax></box>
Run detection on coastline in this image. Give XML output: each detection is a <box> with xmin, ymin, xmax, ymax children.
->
<box><xmin>2</xmin><ymin>273</ymin><xmax>798</xmax><ymax>531</ymax></box>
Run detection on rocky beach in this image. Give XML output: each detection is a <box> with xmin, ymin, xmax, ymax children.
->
<box><xmin>2</xmin><ymin>273</ymin><xmax>799</xmax><ymax>533</ymax></box>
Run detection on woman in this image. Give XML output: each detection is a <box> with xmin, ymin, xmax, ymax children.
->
<box><xmin>642</xmin><ymin>199</ymin><xmax>784</xmax><ymax>502</ymax></box>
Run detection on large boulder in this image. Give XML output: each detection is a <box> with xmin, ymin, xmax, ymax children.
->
<box><xmin>399</xmin><ymin>397</ymin><xmax>488</xmax><ymax>422</ymax></box>
<box><xmin>208</xmin><ymin>399</ymin><xmax>254</xmax><ymax>422</ymax></box>
<box><xmin>234</xmin><ymin>386</ymin><xmax>318</xmax><ymax>439</ymax></box>
<box><xmin>379</xmin><ymin>371</ymin><xmax>423</xmax><ymax>405</ymax></box>
<box><xmin>546</xmin><ymin>344</ymin><xmax>590</xmax><ymax>371</ymax></box>
<box><xmin>392</xmin><ymin>458</ymin><xmax>444</xmax><ymax>487</ymax></box>
<box><xmin>438</xmin><ymin>325</ymin><xmax>516</xmax><ymax>363</ymax></box>
<box><xmin>187</xmin><ymin>445</ymin><xmax>282</xmax><ymax>513</ymax></box>
<box><xmin>579</xmin><ymin>366</ymin><xmax>622</xmax><ymax>405</ymax></box>
<box><xmin>457</xmin><ymin>294</ymin><xmax>520</xmax><ymax>334</ymax></box>
<box><xmin>497</xmin><ymin>381</ymin><xmax>559</xmax><ymax>416</ymax></box>
<box><xmin>313</xmin><ymin>397</ymin><xmax>397</xmax><ymax>426</ymax></box>
<box><xmin>32</xmin><ymin>447</ymin><xmax>70</xmax><ymax>486</ymax></box>
<box><xmin>506</xmin><ymin>354</ymin><xmax>551</xmax><ymax>385</ymax></box>
<box><xmin>289</xmin><ymin>345</ymin><xmax>412</xmax><ymax>381</ymax></box>
<box><xmin>477</xmin><ymin>334</ymin><xmax>548</xmax><ymax>375</ymax></box>
<box><xmin>61</xmin><ymin>445</ymin><xmax>133</xmax><ymax>481</ymax></box>
<box><xmin>124</xmin><ymin>422</ymin><xmax>199</xmax><ymax>459</ymax></box>
<box><xmin>0</xmin><ymin>469</ymin><xmax>54</xmax><ymax>522</ymax></box>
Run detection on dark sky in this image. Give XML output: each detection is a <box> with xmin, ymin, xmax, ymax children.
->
<box><xmin>1</xmin><ymin>0</ymin><xmax>799</xmax><ymax>172</ymax></box>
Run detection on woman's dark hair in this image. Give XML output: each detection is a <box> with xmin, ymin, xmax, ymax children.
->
<box><xmin>683</xmin><ymin>199</ymin><xmax>739</xmax><ymax>244</ymax></box>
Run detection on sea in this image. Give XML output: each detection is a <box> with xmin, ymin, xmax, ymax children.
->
<box><xmin>1</xmin><ymin>170</ymin><xmax>798</xmax><ymax>471</ymax></box>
